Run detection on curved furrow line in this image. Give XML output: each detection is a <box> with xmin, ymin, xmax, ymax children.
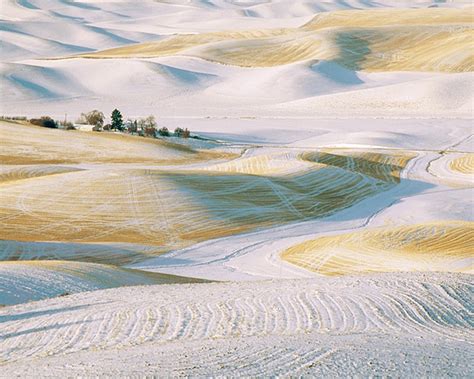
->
<box><xmin>237</xmin><ymin>297</ymin><xmax>258</xmax><ymax>336</ymax></box>
<box><xmin>255</xmin><ymin>295</ymin><xmax>275</xmax><ymax>335</ymax></box>
<box><xmin>398</xmin><ymin>291</ymin><xmax>472</xmax><ymax>337</ymax></box>
<box><xmin>125</xmin><ymin>308</ymin><xmax>149</xmax><ymax>346</ymax></box>
<box><xmin>103</xmin><ymin>309</ymin><xmax>133</xmax><ymax>348</ymax></box>
<box><xmin>149</xmin><ymin>306</ymin><xmax>169</xmax><ymax>340</ymax></box>
<box><xmin>418</xmin><ymin>283</ymin><xmax>473</xmax><ymax>327</ymax></box>
<box><xmin>177</xmin><ymin>304</ymin><xmax>199</xmax><ymax>340</ymax></box>
<box><xmin>201</xmin><ymin>302</ymin><xmax>218</xmax><ymax>340</ymax></box>
<box><xmin>382</xmin><ymin>290</ymin><xmax>441</xmax><ymax>334</ymax></box>
<box><xmin>283</xmin><ymin>293</ymin><xmax>303</xmax><ymax>334</ymax></box>
<box><xmin>41</xmin><ymin>313</ymin><xmax>94</xmax><ymax>360</ymax></box>
<box><xmin>214</xmin><ymin>300</ymin><xmax>232</xmax><ymax>338</ymax></box>
<box><xmin>294</xmin><ymin>292</ymin><xmax>313</xmax><ymax>332</ymax></box>
<box><xmin>274</xmin><ymin>295</ymin><xmax>291</xmax><ymax>334</ymax></box>
<box><xmin>308</xmin><ymin>291</ymin><xmax>332</xmax><ymax>331</ymax></box>
<box><xmin>167</xmin><ymin>303</ymin><xmax>185</xmax><ymax>341</ymax></box>
<box><xmin>188</xmin><ymin>304</ymin><xmax>209</xmax><ymax>340</ymax></box>
<box><xmin>362</xmin><ymin>295</ymin><xmax>404</xmax><ymax>333</ymax></box>
<box><xmin>220</xmin><ymin>299</ymin><xmax>236</xmax><ymax>337</ymax></box>
<box><xmin>212</xmin><ymin>300</ymin><xmax>228</xmax><ymax>339</ymax></box>
<box><xmin>344</xmin><ymin>296</ymin><xmax>371</xmax><ymax>332</ymax></box>
<box><xmin>385</xmin><ymin>294</ymin><xmax>439</xmax><ymax>335</ymax></box>
<box><xmin>51</xmin><ymin>313</ymin><xmax>97</xmax><ymax>356</ymax></box>
<box><xmin>330</xmin><ymin>294</ymin><xmax>352</xmax><ymax>332</ymax></box>
<box><xmin>102</xmin><ymin>310</ymin><xmax>132</xmax><ymax>348</ymax></box>
<box><xmin>319</xmin><ymin>292</ymin><xmax>343</xmax><ymax>331</ymax></box>
<box><xmin>138</xmin><ymin>308</ymin><xmax>156</xmax><ymax>345</ymax></box>
<box><xmin>193</xmin><ymin>303</ymin><xmax>215</xmax><ymax>340</ymax></box>
<box><xmin>229</xmin><ymin>298</ymin><xmax>245</xmax><ymax>337</ymax></box>
<box><xmin>439</xmin><ymin>283</ymin><xmax>474</xmax><ymax>322</ymax></box>
<box><xmin>291</xmin><ymin>292</ymin><xmax>310</xmax><ymax>332</ymax></box>
<box><xmin>336</xmin><ymin>295</ymin><xmax>358</xmax><ymax>333</ymax></box>
<box><xmin>103</xmin><ymin>309</ymin><xmax>132</xmax><ymax>348</ymax></box>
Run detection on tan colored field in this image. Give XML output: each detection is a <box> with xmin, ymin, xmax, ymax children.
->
<box><xmin>302</xmin><ymin>7</ymin><xmax>473</xmax><ymax>30</ymax></box>
<box><xmin>450</xmin><ymin>153</ymin><xmax>474</xmax><ymax>174</ymax></box>
<box><xmin>0</xmin><ymin>165</ymin><xmax>82</xmax><ymax>184</ymax></box>
<box><xmin>76</xmin><ymin>7</ymin><xmax>474</xmax><ymax>72</ymax></box>
<box><xmin>202</xmin><ymin>149</ymin><xmax>412</xmax><ymax>178</ymax></box>
<box><xmin>0</xmin><ymin>161</ymin><xmax>406</xmax><ymax>261</ymax></box>
<box><xmin>300</xmin><ymin>150</ymin><xmax>413</xmax><ymax>182</ymax></box>
<box><xmin>189</xmin><ymin>33</ymin><xmax>324</xmax><ymax>68</ymax></box>
<box><xmin>202</xmin><ymin>150</ymin><xmax>321</xmax><ymax>176</ymax></box>
<box><xmin>0</xmin><ymin>123</ymin><xmax>414</xmax><ymax>263</ymax></box>
<box><xmin>80</xmin><ymin>29</ymin><xmax>288</xmax><ymax>59</ymax></box>
<box><xmin>0</xmin><ymin>121</ymin><xmax>227</xmax><ymax>165</ymax></box>
<box><xmin>281</xmin><ymin>221</ymin><xmax>474</xmax><ymax>276</ymax></box>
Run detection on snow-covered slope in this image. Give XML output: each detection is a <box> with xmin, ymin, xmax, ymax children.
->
<box><xmin>0</xmin><ymin>260</ymin><xmax>205</xmax><ymax>305</ymax></box>
<box><xmin>1</xmin><ymin>1</ymin><xmax>473</xmax><ymax>118</ymax></box>
<box><xmin>0</xmin><ymin>273</ymin><xmax>472</xmax><ymax>377</ymax></box>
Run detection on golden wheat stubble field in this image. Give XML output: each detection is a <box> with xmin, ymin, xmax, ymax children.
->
<box><xmin>281</xmin><ymin>221</ymin><xmax>474</xmax><ymax>276</ymax></box>
<box><xmin>0</xmin><ymin>120</ymin><xmax>418</xmax><ymax>266</ymax></box>
<box><xmin>77</xmin><ymin>7</ymin><xmax>474</xmax><ymax>73</ymax></box>
<box><xmin>450</xmin><ymin>153</ymin><xmax>474</xmax><ymax>174</ymax></box>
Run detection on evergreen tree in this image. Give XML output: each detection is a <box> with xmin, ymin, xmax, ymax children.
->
<box><xmin>111</xmin><ymin>109</ymin><xmax>123</xmax><ymax>131</ymax></box>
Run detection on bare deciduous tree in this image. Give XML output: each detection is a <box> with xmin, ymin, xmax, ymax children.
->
<box><xmin>137</xmin><ymin>115</ymin><xmax>156</xmax><ymax>136</ymax></box>
<box><xmin>78</xmin><ymin>110</ymin><xmax>105</xmax><ymax>127</ymax></box>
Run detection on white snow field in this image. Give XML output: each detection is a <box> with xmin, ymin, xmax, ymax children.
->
<box><xmin>0</xmin><ymin>273</ymin><xmax>473</xmax><ymax>377</ymax></box>
<box><xmin>1</xmin><ymin>0</ymin><xmax>473</xmax><ymax>118</ymax></box>
<box><xmin>0</xmin><ymin>0</ymin><xmax>473</xmax><ymax>377</ymax></box>
<box><xmin>0</xmin><ymin>260</ymin><xmax>206</xmax><ymax>305</ymax></box>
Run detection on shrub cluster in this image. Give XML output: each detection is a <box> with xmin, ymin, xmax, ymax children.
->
<box><xmin>158</xmin><ymin>127</ymin><xmax>170</xmax><ymax>137</ymax></box>
<box><xmin>30</xmin><ymin>116</ymin><xmax>57</xmax><ymax>128</ymax></box>
<box><xmin>0</xmin><ymin>115</ymin><xmax>27</xmax><ymax>121</ymax></box>
<box><xmin>173</xmin><ymin>127</ymin><xmax>190</xmax><ymax>138</ymax></box>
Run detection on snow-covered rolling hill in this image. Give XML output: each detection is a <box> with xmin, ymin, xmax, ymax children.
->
<box><xmin>1</xmin><ymin>0</ymin><xmax>473</xmax><ymax>118</ymax></box>
<box><xmin>1</xmin><ymin>273</ymin><xmax>472</xmax><ymax>376</ymax></box>
<box><xmin>0</xmin><ymin>0</ymin><xmax>473</xmax><ymax>376</ymax></box>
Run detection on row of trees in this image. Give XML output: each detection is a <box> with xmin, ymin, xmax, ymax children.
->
<box><xmin>24</xmin><ymin>109</ymin><xmax>192</xmax><ymax>138</ymax></box>
<box><xmin>78</xmin><ymin>109</ymin><xmax>190</xmax><ymax>138</ymax></box>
